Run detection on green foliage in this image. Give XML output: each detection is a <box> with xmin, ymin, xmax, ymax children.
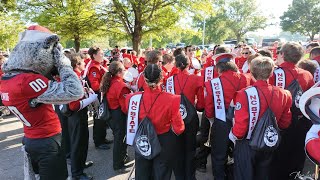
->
<box><xmin>0</xmin><ymin>12</ymin><xmax>25</xmax><ymax>50</ymax></box>
<box><xmin>222</xmin><ymin>0</ymin><xmax>268</xmax><ymax>42</ymax></box>
<box><xmin>280</xmin><ymin>0</ymin><xmax>320</xmax><ymax>40</ymax></box>
<box><xmin>20</xmin><ymin>0</ymin><xmax>106</xmax><ymax>52</ymax></box>
<box><xmin>0</xmin><ymin>0</ymin><xmax>16</xmax><ymax>12</ymax></box>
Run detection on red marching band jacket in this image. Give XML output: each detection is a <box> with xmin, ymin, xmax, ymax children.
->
<box><xmin>204</xmin><ymin>70</ymin><xmax>249</xmax><ymax>119</ymax></box>
<box><xmin>106</xmin><ymin>76</ymin><xmax>131</xmax><ymax>113</ymax></box>
<box><xmin>87</xmin><ymin>60</ymin><xmax>107</xmax><ymax>92</ymax></box>
<box><xmin>168</xmin><ymin>69</ymin><xmax>205</xmax><ymax>111</ymax></box>
<box><xmin>231</xmin><ymin>80</ymin><xmax>293</xmax><ymax>139</ymax></box>
<box><xmin>125</xmin><ymin>87</ymin><xmax>185</xmax><ymax>135</ymax></box>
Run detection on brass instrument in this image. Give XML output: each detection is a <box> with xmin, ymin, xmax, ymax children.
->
<box><xmin>83</xmin><ymin>80</ymin><xmax>100</xmax><ymax>117</ymax></box>
<box><xmin>204</xmin><ymin>119</ymin><xmax>214</xmax><ymax>147</ymax></box>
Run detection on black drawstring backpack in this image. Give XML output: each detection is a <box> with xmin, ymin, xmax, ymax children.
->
<box><xmin>223</xmin><ymin>76</ymin><xmax>241</xmax><ymax>121</ymax></box>
<box><xmin>286</xmin><ymin>69</ymin><xmax>303</xmax><ymax>124</ymax></box>
<box><xmin>249</xmin><ymin>87</ymin><xmax>281</xmax><ymax>151</ymax></box>
<box><xmin>176</xmin><ymin>76</ymin><xmax>198</xmax><ymax>124</ymax></box>
<box><xmin>96</xmin><ymin>93</ymin><xmax>112</xmax><ymax>122</ymax></box>
<box><xmin>134</xmin><ymin>93</ymin><xmax>162</xmax><ymax>160</ymax></box>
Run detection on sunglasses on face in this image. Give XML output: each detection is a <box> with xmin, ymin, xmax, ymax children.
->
<box><xmin>242</xmin><ymin>52</ymin><xmax>250</xmax><ymax>55</ymax></box>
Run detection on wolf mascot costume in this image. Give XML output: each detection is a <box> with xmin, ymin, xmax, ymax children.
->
<box><xmin>0</xmin><ymin>25</ymin><xmax>84</xmax><ymax>180</ymax></box>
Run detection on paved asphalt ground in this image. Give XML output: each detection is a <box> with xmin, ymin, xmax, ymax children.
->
<box><xmin>0</xmin><ymin>114</ymin><xmax>317</xmax><ymax>180</ymax></box>
<box><xmin>0</xmin><ymin>114</ymin><xmax>212</xmax><ymax>180</ymax></box>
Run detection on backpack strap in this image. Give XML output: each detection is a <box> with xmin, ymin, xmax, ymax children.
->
<box><xmin>255</xmin><ymin>86</ymin><xmax>274</xmax><ymax>108</ymax></box>
<box><xmin>141</xmin><ymin>92</ymin><xmax>162</xmax><ymax>117</ymax></box>
<box><xmin>176</xmin><ymin>75</ymin><xmax>189</xmax><ymax>95</ymax></box>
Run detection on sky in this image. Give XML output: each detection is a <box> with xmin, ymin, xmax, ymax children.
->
<box><xmin>254</xmin><ymin>0</ymin><xmax>293</xmax><ymax>36</ymax></box>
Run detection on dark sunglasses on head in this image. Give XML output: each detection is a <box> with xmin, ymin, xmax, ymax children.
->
<box><xmin>188</xmin><ymin>48</ymin><xmax>196</xmax><ymax>52</ymax></box>
<box><xmin>242</xmin><ymin>52</ymin><xmax>250</xmax><ymax>55</ymax></box>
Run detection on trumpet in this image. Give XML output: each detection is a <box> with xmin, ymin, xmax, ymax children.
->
<box><xmin>83</xmin><ymin>80</ymin><xmax>100</xmax><ymax>117</ymax></box>
<box><xmin>204</xmin><ymin>119</ymin><xmax>214</xmax><ymax>147</ymax></box>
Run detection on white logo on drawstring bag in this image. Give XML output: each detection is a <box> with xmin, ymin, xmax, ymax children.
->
<box><xmin>180</xmin><ymin>104</ymin><xmax>187</xmax><ymax>119</ymax></box>
<box><xmin>264</xmin><ymin>125</ymin><xmax>279</xmax><ymax>147</ymax></box>
<box><xmin>136</xmin><ymin>135</ymin><xmax>151</xmax><ymax>156</ymax></box>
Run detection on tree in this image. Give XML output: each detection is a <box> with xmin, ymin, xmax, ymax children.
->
<box><xmin>20</xmin><ymin>0</ymin><xmax>106</xmax><ymax>52</ymax></box>
<box><xmin>0</xmin><ymin>0</ymin><xmax>16</xmax><ymax>12</ymax></box>
<box><xmin>103</xmin><ymin>0</ymin><xmax>181</xmax><ymax>53</ymax></box>
<box><xmin>0</xmin><ymin>12</ymin><xmax>25</xmax><ymax>50</ymax></box>
<box><xmin>280</xmin><ymin>0</ymin><xmax>320</xmax><ymax>41</ymax></box>
<box><xmin>222</xmin><ymin>0</ymin><xmax>267</xmax><ymax>42</ymax></box>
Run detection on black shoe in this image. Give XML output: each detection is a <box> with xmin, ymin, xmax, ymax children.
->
<box><xmin>196</xmin><ymin>164</ymin><xmax>207</xmax><ymax>173</ymax></box>
<box><xmin>115</xmin><ymin>166</ymin><xmax>131</xmax><ymax>174</ymax></box>
<box><xmin>105</xmin><ymin>139</ymin><xmax>113</xmax><ymax>144</ymax></box>
<box><xmin>84</xmin><ymin>161</ymin><xmax>93</xmax><ymax>168</ymax></box>
<box><xmin>72</xmin><ymin>173</ymin><xmax>93</xmax><ymax>180</ymax></box>
<box><xmin>95</xmin><ymin>144</ymin><xmax>110</xmax><ymax>150</ymax></box>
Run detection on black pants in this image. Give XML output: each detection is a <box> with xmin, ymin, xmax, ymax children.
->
<box><xmin>24</xmin><ymin>134</ymin><xmax>68</xmax><ymax>180</ymax></box>
<box><xmin>68</xmin><ymin>108</ymin><xmax>89</xmax><ymax>177</ymax></box>
<box><xmin>55</xmin><ymin>105</ymin><xmax>70</xmax><ymax>159</ymax></box>
<box><xmin>109</xmin><ymin>108</ymin><xmax>127</xmax><ymax>170</ymax></box>
<box><xmin>195</xmin><ymin>114</ymin><xmax>211</xmax><ymax>167</ymax></box>
<box><xmin>270</xmin><ymin>116</ymin><xmax>313</xmax><ymax>180</ymax></box>
<box><xmin>93</xmin><ymin>112</ymin><xmax>107</xmax><ymax>146</ymax></box>
<box><xmin>233</xmin><ymin>140</ymin><xmax>272</xmax><ymax>180</ymax></box>
<box><xmin>211</xmin><ymin>118</ymin><xmax>232</xmax><ymax>180</ymax></box>
<box><xmin>174</xmin><ymin>117</ymin><xmax>199</xmax><ymax>180</ymax></box>
<box><xmin>135</xmin><ymin>130</ymin><xmax>178</xmax><ymax>180</ymax></box>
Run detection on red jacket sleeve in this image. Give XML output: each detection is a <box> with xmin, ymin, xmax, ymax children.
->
<box><xmin>306</xmin><ymin>137</ymin><xmax>320</xmax><ymax>164</ymax></box>
<box><xmin>88</xmin><ymin>67</ymin><xmax>102</xmax><ymax>92</ymax></box>
<box><xmin>171</xmin><ymin>95</ymin><xmax>185</xmax><ymax>135</ymax></box>
<box><xmin>232</xmin><ymin>90</ymin><xmax>249</xmax><ymax>139</ymax></box>
<box><xmin>278</xmin><ymin>89</ymin><xmax>292</xmax><ymax>129</ymax></box>
<box><xmin>195</xmin><ymin>76</ymin><xmax>205</xmax><ymax>111</ymax></box>
<box><xmin>204</xmin><ymin>81</ymin><xmax>214</xmax><ymax>119</ymax></box>
<box><xmin>69</xmin><ymin>100</ymin><xmax>81</xmax><ymax>111</ymax></box>
<box><xmin>119</xmin><ymin>87</ymin><xmax>131</xmax><ymax>113</ymax></box>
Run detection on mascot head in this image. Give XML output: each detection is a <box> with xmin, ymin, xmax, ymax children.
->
<box><xmin>3</xmin><ymin>25</ymin><xmax>61</xmax><ymax>76</ymax></box>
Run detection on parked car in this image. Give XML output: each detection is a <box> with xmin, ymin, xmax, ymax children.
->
<box><xmin>262</xmin><ymin>38</ymin><xmax>285</xmax><ymax>47</ymax></box>
<box><xmin>176</xmin><ymin>43</ymin><xmax>186</xmax><ymax>48</ymax></box>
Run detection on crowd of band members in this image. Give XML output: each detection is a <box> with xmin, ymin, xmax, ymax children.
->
<box><xmin>14</xmin><ymin>41</ymin><xmax>320</xmax><ymax>180</ymax></box>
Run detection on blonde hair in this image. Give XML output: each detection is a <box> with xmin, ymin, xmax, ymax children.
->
<box><xmin>250</xmin><ymin>56</ymin><xmax>275</xmax><ymax>80</ymax></box>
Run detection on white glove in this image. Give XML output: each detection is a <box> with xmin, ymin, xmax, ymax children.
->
<box><xmin>79</xmin><ymin>93</ymin><xmax>98</xmax><ymax>110</ymax></box>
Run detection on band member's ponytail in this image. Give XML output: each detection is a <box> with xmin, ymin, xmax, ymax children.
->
<box><xmin>100</xmin><ymin>61</ymin><xmax>123</xmax><ymax>93</ymax></box>
<box><xmin>175</xmin><ymin>54</ymin><xmax>189</xmax><ymax>70</ymax></box>
<box><xmin>144</xmin><ymin>64</ymin><xmax>163</xmax><ymax>89</ymax></box>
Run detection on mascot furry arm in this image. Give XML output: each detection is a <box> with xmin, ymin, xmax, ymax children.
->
<box><xmin>2</xmin><ymin>26</ymin><xmax>84</xmax><ymax>104</ymax></box>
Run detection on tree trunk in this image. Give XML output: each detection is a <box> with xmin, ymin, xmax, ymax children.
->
<box><xmin>74</xmin><ymin>35</ymin><xmax>81</xmax><ymax>52</ymax></box>
<box><xmin>236</xmin><ymin>34</ymin><xmax>241</xmax><ymax>44</ymax></box>
<box><xmin>132</xmin><ymin>18</ymin><xmax>142</xmax><ymax>54</ymax></box>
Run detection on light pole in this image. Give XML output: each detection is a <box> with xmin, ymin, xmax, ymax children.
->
<box><xmin>202</xmin><ymin>18</ymin><xmax>206</xmax><ymax>47</ymax></box>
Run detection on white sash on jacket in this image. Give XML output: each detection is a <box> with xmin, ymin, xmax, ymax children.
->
<box><xmin>166</xmin><ymin>76</ymin><xmax>175</xmax><ymax>94</ymax></box>
<box><xmin>274</xmin><ymin>68</ymin><xmax>286</xmax><ymax>89</ymax></box>
<box><xmin>211</xmin><ymin>78</ymin><xmax>226</xmax><ymax>122</ymax></box>
<box><xmin>126</xmin><ymin>94</ymin><xmax>142</xmax><ymax>145</ymax></box>
<box><xmin>245</xmin><ymin>87</ymin><xmax>260</xmax><ymax>139</ymax></box>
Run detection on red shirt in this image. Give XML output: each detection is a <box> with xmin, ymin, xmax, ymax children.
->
<box><xmin>1</xmin><ymin>73</ymin><xmax>61</xmax><ymax>138</ymax></box>
<box><xmin>125</xmin><ymin>87</ymin><xmax>185</xmax><ymax>135</ymax></box>
<box><xmin>169</xmin><ymin>69</ymin><xmax>205</xmax><ymax>111</ymax></box>
<box><xmin>204</xmin><ymin>55</ymin><xmax>214</xmax><ymax>69</ymax></box>
<box><xmin>205</xmin><ymin>71</ymin><xmax>249</xmax><ymax>119</ymax></box>
<box><xmin>106</xmin><ymin>76</ymin><xmax>131</xmax><ymax>113</ymax></box>
<box><xmin>235</xmin><ymin>57</ymin><xmax>247</xmax><ymax>69</ymax></box>
<box><xmin>169</xmin><ymin>67</ymin><xmax>179</xmax><ymax>77</ymax></box>
<box><xmin>87</xmin><ymin>60</ymin><xmax>107</xmax><ymax>92</ymax></box>
<box><xmin>269</xmin><ymin>62</ymin><xmax>314</xmax><ymax>92</ymax></box>
<box><xmin>232</xmin><ymin>80</ymin><xmax>292</xmax><ymax>139</ymax></box>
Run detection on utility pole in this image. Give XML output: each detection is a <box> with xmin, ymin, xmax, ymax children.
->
<box><xmin>202</xmin><ymin>18</ymin><xmax>206</xmax><ymax>47</ymax></box>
